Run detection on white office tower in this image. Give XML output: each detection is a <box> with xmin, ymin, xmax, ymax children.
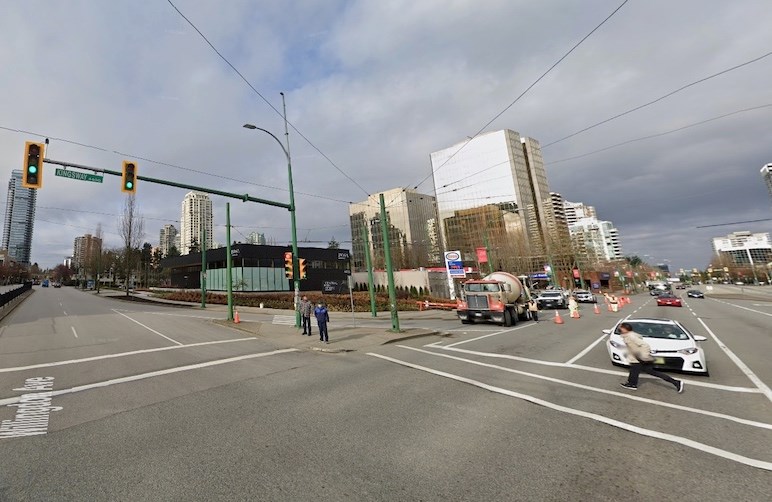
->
<box><xmin>430</xmin><ymin>129</ymin><xmax>566</xmax><ymax>273</ymax></box>
<box><xmin>179</xmin><ymin>192</ymin><xmax>213</xmax><ymax>255</ymax></box>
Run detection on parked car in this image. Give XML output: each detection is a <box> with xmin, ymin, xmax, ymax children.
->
<box><xmin>603</xmin><ymin>317</ymin><xmax>708</xmax><ymax>374</ymax></box>
<box><xmin>686</xmin><ymin>290</ymin><xmax>704</xmax><ymax>298</ymax></box>
<box><xmin>656</xmin><ymin>292</ymin><xmax>682</xmax><ymax>307</ymax></box>
<box><xmin>52</xmin><ymin>282</ymin><xmax>62</xmax><ymax>288</ymax></box>
<box><xmin>650</xmin><ymin>289</ymin><xmax>664</xmax><ymax>296</ymax></box>
<box><xmin>573</xmin><ymin>290</ymin><xmax>597</xmax><ymax>303</ymax></box>
<box><xmin>536</xmin><ymin>291</ymin><xmax>567</xmax><ymax>309</ymax></box>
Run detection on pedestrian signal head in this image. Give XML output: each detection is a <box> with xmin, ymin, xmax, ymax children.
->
<box><xmin>22</xmin><ymin>141</ymin><xmax>45</xmax><ymax>189</ymax></box>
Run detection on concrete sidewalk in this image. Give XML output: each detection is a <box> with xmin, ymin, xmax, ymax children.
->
<box><xmin>88</xmin><ymin>288</ymin><xmax>448</xmax><ymax>352</ymax></box>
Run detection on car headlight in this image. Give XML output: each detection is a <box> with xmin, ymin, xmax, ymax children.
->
<box><xmin>678</xmin><ymin>347</ymin><xmax>699</xmax><ymax>355</ymax></box>
<box><xmin>609</xmin><ymin>340</ymin><xmax>625</xmax><ymax>349</ymax></box>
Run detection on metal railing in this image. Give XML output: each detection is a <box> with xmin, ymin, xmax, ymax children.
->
<box><xmin>0</xmin><ymin>282</ymin><xmax>32</xmax><ymax>308</ymax></box>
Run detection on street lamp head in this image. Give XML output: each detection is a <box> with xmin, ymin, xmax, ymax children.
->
<box><xmin>243</xmin><ymin>124</ymin><xmax>257</xmax><ymax>130</ymax></box>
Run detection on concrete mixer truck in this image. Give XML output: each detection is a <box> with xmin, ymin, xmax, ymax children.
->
<box><xmin>456</xmin><ymin>272</ymin><xmax>532</xmax><ymax>326</ymax></box>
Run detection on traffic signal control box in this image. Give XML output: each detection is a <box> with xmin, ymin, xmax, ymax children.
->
<box><xmin>284</xmin><ymin>251</ymin><xmax>293</xmax><ymax>279</ymax></box>
<box><xmin>122</xmin><ymin>160</ymin><xmax>137</xmax><ymax>194</ymax></box>
<box><xmin>22</xmin><ymin>141</ymin><xmax>45</xmax><ymax>189</ymax></box>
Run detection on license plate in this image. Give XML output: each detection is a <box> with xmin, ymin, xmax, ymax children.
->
<box><xmin>654</xmin><ymin>357</ymin><xmax>666</xmax><ymax>365</ymax></box>
<box><xmin>475</xmin><ymin>312</ymin><xmax>482</xmax><ymax>317</ymax></box>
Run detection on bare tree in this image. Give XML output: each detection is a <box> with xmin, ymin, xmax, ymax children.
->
<box><xmin>119</xmin><ymin>196</ymin><xmax>145</xmax><ymax>296</ymax></box>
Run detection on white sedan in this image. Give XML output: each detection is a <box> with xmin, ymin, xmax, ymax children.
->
<box><xmin>602</xmin><ymin>318</ymin><xmax>709</xmax><ymax>375</ymax></box>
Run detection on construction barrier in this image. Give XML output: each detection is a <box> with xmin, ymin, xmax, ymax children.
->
<box><xmin>554</xmin><ymin>310</ymin><xmax>565</xmax><ymax>324</ymax></box>
<box><xmin>594</xmin><ymin>303</ymin><xmax>601</xmax><ymax>314</ymax></box>
<box><xmin>417</xmin><ymin>301</ymin><xmax>457</xmax><ymax>311</ymax></box>
<box><xmin>234</xmin><ymin>311</ymin><xmax>241</xmax><ymax>324</ymax></box>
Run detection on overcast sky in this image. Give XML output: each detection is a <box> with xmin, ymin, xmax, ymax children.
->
<box><xmin>1</xmin><ymin>0</ymin><xmax>771</xmax><ymax>274</ymax></box>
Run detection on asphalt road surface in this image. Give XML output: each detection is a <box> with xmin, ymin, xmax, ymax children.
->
<box><xmin>0</xmin><ymin>285</ymin><xmax>770</xmax><ymax>501</ymax></box>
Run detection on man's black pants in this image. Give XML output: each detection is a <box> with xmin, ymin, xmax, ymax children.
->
<box><xmin>627</xmin><ymin>362</ymin><xmax>677</xmax><ymax>386</ymax></box>
<box><xmin>302</xmin><ymin>316</ymin><xmax>312</xmax><ymax>335</ymax></box>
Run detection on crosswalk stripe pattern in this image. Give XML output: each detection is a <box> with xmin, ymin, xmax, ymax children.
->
<box><xmin>272</xmin><ymin>315</ymin><xmax>296</xmax><ymax>325</ymax></box>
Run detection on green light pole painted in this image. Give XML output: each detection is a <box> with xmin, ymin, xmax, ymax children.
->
<box><xmin>379</xmin><ymin>193</ymin><xmax>400</xmax><ymax>332</ymax></box>
<box><xmin>361</xmin><ymin>223</ymin><xmax>377</xmax><ymax>317</ymax></box>
<box><xmin>244</xmin><ymin>93</ymin><xmax>300</xmax><ymax>328</ymax></box>
<box><xmin>226</xmin><ymin>203</ymin><xmax>234</xmax><ymax>321</ymax></box>
<box><xmin>200</xmin><ymin>220</ymin><xmax>207</xmax><ymax>309</ymax></box>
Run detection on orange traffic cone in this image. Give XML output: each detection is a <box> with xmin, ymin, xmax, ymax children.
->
<box><xmin>554</xmin><ymin>310</ymin><xmax>564</xmax><ymax>324</ymax></box>
<box><xmin>593</xmin><ymin>303</ymin><xmax>601</xmax><ymax>314</ymax></box>
<box><xmin>607</xmin><ymin>303</ymin><xmax>613</xmax><ymax>312</ymax></box>
<box><xmin>234</xmin><ymin>310</ymin><xmax>241</xmax><ymax>324</ymax></box>
<box><xmin>570</xmin><ymin>309</ymin><xmax>580</xmax><ymax>319</ymax></box>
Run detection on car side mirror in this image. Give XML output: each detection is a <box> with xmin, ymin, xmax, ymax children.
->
<box><xmin>602</xmin><ymin>329</ymin><xmax>611</xmax><ymax>335</ymax></box>
<box><xmin>694</xmin><ymin>335</ymin><xmax>707</xmax><ymax>342</ymax></box>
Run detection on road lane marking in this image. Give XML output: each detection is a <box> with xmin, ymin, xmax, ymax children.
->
<box><xmin>697</xmin><ymin>318</ymin><xmax>772</xmax><ymax>403</ymax></box>
<box><xmin>0</xmin><ymin>338</ymin><xmax>258</xmax><ymax>373</ymax></box>
<box><xmin>367</xmin><ymin>352</ymin><xmax>772</xmax><ymax>471</ymax></box>
<box><xmin>71</xmin><ymin>327</ymin><xmax>78</xmax><ymax>339</ymax></box>
<box><xmin>565</xmin><ymin>334</ymin><xmax>607</xmax><ymax>364</ymax></box>
<box><xmin>440</xmin><ymin>346</ymin><xmax>760</xmax><ymax>393</ymax></box>
<box><xmin>0</xmin><ymin>348</ymin><xmax>298</xmax><ymax>407</ymax></box>
<box><xmin>112</xmin><ymin>309</ymin><xmax>183</xmax><ymax>345</ymax></box>
<box><xmin>711</xmin><ymin>299</ymin><xmax>772</xmax><ymax>318</ymax></box>
<box><xmin>444</xmin><ymin>323</ymin><xmax>534</xmax><ymax>348</ymax></box>
<box><xmin>397</xmin><ymin>345</ymin><xmax>772</xmax><ymax>430</ymax></box>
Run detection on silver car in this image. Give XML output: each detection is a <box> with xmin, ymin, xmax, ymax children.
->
<box><xmin>573</xmin><ymin>290</ymin><xmax>596</xmax><ymax>303</ymax></box>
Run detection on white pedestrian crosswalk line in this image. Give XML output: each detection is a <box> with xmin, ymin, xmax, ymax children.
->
<box><xmin>272</xmin><ymin>315</ymin><xmax>296</xmax><ymax>325</ymax></box>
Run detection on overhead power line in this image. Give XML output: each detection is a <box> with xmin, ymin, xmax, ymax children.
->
<box><xmin>410</xmin><ymin>0</ymin><xmax>631</xmax><ymax>193</ymax></box>
<box><xmin>548</xmin><ymin>103</ymin><xmax>772</xmax><ymax>165</ymax></box>
<box><xmin>165</xmin><ymin>0</ymin><xmax>371</xmax><ymax>198</ymax></box>
<box><xmin>696</xmin><ymin>218</ymin><xmax>772</xmax><ymax>229</ymax></box>
<box><xmin>0</xmin><ymin>125</ymin><xmax>360</xmax><ymax>206</ymax></box>
<box><xmin>543</xmin><ymin>49</ymin><xmax>772</xmax><ymax>148</ymax></box>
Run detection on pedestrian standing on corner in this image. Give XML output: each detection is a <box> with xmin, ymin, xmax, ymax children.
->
<box><xmin>528</xmin><ymin>298</ymin><xmax>540</xmax><ymax>322</ymax></box>
<box><xmin>298</xmin><ymin>295</ymin><xmax>313</xmax><ymax>336</ymax></box>
<box><xmin>618</xmin><ymin>322</ymin><xmax>683</xmax><ymax>392</ymax></box>
<box><xmin>314</xmin><ymin>301</ymin><xmax>330</xmax><ymax>343</ymax></box>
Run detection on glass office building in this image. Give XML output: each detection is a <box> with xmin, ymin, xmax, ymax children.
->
<box><xmin>2</xmin><ymin>170</ymin><xmax>37</xmax><ymax>265</ymax></box>
<box><xmin>430</xmin><ymin>130</ymin><xmax>571</xmax><ymax>274</ymax></box>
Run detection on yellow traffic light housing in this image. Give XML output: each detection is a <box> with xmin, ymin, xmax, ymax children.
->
<box><xmin>284</xmin><ymin>251</ymin><xmax>293</xmax><ymax>279</ymax></box>
<box><xmin>299</xmin><ymin>258</ymin><xmax>307</xmax><ymax>279</ymax></box>
<box><xmin>122</xmin><ymin>160</ymin><xmax>137</xmax><ymax>194</ymax></box>
<box><xmin>22</xmin><ymin>141</ymin><xmax>45</xmax><ymax>189</ymax></box>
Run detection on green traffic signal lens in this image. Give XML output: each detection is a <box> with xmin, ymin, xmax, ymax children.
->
<box><xmin>29</xmin><ymin>166</ymin><xmax>37</xmax><ymax>174</ymax></box>
<box><xmin>126</xmin><ymin>181</ymin><xmax>133</xmax><ymax>189</ymax></box>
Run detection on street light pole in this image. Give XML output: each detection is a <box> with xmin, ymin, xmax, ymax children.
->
<box><xmin>244</xmin><ymin>93</ymin><xmax>301</xmax><ymax>327</ymax></box>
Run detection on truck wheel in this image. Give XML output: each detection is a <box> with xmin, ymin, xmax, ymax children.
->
<box><xmin>503</xmin><ymin>310</ymin><xmax>513</xmax><ymax>327</ymax></box>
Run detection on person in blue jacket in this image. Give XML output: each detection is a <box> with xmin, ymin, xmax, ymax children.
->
<box><xmin>314</xmin><ymin>302</ymin><xmax>330</xmax><ymax>343</ymax></box>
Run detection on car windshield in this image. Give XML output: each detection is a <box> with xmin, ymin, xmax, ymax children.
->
<box><xmin>616</xmin><ymin>322</ymin><xmax>689</xmax><ymax>340</ymax></box>
<box><xmin>466</xmin><ymin>283</ymin><xmax>500</xmax><ymax>293</ymax></box>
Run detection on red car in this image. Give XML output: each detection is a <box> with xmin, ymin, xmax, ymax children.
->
<box><xmin>656</xmin><ymin>293</ymin><xmax>682</xmax><ymax>307</ymax></box>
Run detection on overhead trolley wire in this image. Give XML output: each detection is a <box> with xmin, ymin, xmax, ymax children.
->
<box><xmin>542</xmin><ymin>50</ymin><xmax>772</xmax><ymax>149</ymax></box>
<box><xmin>408</xmin><ymin>0</ymin><xmax>631</xmax><ymax>194</ymax></box>
<box><xmin>165</xmin><ymin>0</ymin><xmax>371</xmax><ymax>199</ymax></box>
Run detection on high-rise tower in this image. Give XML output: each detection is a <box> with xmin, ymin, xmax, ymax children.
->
<box><xmin>2</xmin><ymin>170</ymin><xmax>37</xmax><ymax>265</ymax></box>
<box><xmin>179</xmin><ymin>192</ymin><xmax>213</xmax><ymax>255</ymax></box>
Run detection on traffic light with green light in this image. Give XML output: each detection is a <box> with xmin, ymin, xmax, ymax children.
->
<box><xmin>284</xmin><ymin>251</ymin><xmax>293</xmax><ymax>279</ymax></box>
<box><xmin>22</xmin><ymin>141</ymin><xmax>45</xmax><ymax>189</ymax></box>
<box><xmin>121</xmin><ymin>160</ymin><xmax>137</xmax><ymax>194</ymax></box>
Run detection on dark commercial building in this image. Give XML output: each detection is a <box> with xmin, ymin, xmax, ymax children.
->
<box><xmin>160</xmin><ymin>244</ymin><xmax>351</xmax><ymax>293</ymax></box>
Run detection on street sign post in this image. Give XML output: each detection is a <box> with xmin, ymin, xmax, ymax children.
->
<box><xmin>55</xmin><ymin>168</ymin><xmax>103</xmax><ymax>183</ymax></box>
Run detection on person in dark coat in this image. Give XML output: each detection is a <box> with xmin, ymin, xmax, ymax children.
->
<box><xmin>314</xmin><ymin>302</ymin><xmax>330</xmax><ymax>343</ymax></box>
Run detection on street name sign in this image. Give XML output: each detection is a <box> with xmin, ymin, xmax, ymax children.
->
<box><xmin>55</xmin><ymin>168</ymin><xmax>103</xmax><ymax>183</ymax></box>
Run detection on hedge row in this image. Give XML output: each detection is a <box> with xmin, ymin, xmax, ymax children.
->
<box><xmin>152</xmin><ymin>291</ymin><xmax>453</xmax><ymax>312</ymax></box>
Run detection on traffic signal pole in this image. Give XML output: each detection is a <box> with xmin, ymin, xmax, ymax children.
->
<box><xmin>41</xmin><ymin>158</ymin><xmax>292</xmax><ymax>210</ymax></box>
